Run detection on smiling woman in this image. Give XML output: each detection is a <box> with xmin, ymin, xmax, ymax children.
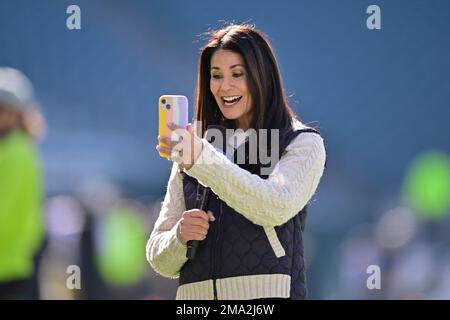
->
<box><xmin>148</xmin><ymin>24</ymin><xmax>327</xmax><ymax>300</ymax></box>
<box><xmin>195</xmin><ymin>24</ymin><xmax>298</xmax><ymax>137</ymax></box>
<box><xmin>209</xmin><ymin>49</ymin><xmax>253</xmax><ymax>130</ymax></box>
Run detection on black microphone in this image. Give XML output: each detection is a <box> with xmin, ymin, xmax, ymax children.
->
<box><xmin>186</xmin><ymin>184</ymin><xmax>211</xmax><ymax>259</ymax></box>
<box><xmin>186</xmin><ymin>124</ymin><xmax>227</xmax><ymax>260</ymax></box>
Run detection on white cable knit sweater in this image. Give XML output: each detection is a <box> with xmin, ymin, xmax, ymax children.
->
<box><xmin>146</xmin><ymin>121</ymin><xmax>327</xmax><ymax>280</ymax></box>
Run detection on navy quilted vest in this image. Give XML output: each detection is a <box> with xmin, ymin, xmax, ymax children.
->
<box><xmin>179</xmin><ymin>127</ymin><xmax>322</xmax><ymax>300</ymax></box>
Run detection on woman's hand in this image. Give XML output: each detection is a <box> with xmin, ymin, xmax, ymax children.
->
<box><xmin>156</xmin><ymin>122</ymin><xmax>203</xmax><ymax>170</ymax></box>
<box><xmin>178</xmin><ymin>209</ymin><xmax>215</xmax><ymax>245</ymax></box>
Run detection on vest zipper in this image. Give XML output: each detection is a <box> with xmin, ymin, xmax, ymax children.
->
<box><xmin>211</xmin><ymin>201</ymin><xmax>223</xmax><ymax>300</ymax></box>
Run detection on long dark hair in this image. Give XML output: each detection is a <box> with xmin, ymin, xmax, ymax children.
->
<box><xmin>195</xmin><ymin>24</ymin><xmax>298</xmax><ymax>145</ymax></box>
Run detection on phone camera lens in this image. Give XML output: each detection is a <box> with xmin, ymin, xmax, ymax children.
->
<box><xmin>166</xmin><ymin>104</ymin><xmax>171</xmax><ymax>109</ymax></box>
<box><xmin>161</xmin><ymin>99</ymin><xmax>166</xmax><ymax>104</ymax></box>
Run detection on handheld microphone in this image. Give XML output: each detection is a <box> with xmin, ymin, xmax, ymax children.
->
<box><xmin>186</xmin><ymin>185</ymin><xmax>211</xmax><ymax>259</ymax></box>
<box><xmin>186</xmin><ymin>124</ymin><xmax>227</xmax><ymax>260</ymax></box>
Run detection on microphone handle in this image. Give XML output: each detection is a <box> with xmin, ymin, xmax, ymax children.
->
<box><xmin>186</xmin><ymin>186</ymin><xmax>211</xmax><ymax>260</ymax></box>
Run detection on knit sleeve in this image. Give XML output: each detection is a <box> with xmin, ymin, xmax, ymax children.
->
<box><xmin>185</xmin><ymin>132</ymin><xmax>326</xmax><ymax>227</ymax></box>
<box><xmin>146</xmin><ymin>162</ymin><xmax>188</xmax><ymax>279</ymax></box>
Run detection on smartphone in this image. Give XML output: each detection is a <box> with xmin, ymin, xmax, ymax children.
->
<box><xmin>158</xmin><ymin>95</ymin><xmax>188</xmax><ymax>159</ymax></box>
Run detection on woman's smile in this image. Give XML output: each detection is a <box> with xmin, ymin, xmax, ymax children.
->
<box><xmin>221</xmin><ymin>95</ymin><xmax>242</xmax><ymax>107</ymax></box>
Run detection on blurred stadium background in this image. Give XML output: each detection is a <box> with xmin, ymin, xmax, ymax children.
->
<box><xmin>0</xmin><ymin>0</ymin><xmax>449</xmax><ymax>299</ymax></box>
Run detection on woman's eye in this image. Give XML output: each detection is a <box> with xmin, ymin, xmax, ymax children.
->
<box><xmin>212</xmin><ymin>74</ymin><xmax>222</xmax><ymax>79</ymax></box>
<box><xmin>233</xmin><ymin>73</ymin><xmax>244</xmax><ymax>78</ymax></box>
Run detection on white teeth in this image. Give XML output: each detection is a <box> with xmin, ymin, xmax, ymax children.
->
<box><xmin>222</xmin><ymin>96</ymin><xmax>241</xmax><ymax>102</ymax></box>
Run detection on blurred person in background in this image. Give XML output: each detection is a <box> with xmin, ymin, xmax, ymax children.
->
<box><xmin>148</xmin><ymin>24</ymin><xmax>326</xmax><ymax>300</ymax></box>
<box><xmin>0</xmin><ymin>67</ymin><xmax>46</xmax><ymax>299</ymax></box>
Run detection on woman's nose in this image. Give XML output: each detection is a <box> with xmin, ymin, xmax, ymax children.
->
<box><xmin>220</xmin><ymin>77</ymin><xmax>232</xmax><ymax>91</ymax></box>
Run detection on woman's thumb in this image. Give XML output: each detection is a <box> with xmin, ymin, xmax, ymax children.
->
<box><xmin>207</xmin><ymin>210</ymin><xmax>215</xmax><ymax>222</ymax></box>
<box><xmin>186</xmin><ymin>123</ymin><xmax>194</xmax><ymax>134</ymax></box>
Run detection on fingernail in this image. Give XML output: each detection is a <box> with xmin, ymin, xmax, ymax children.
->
<box><xmin>208</xmin><ymin>210</ymin><xmax>215</xmax><ymax>221</ymax></box>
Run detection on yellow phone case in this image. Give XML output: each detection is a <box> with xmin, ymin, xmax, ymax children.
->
<box><xmin>158</xmin><ymin>95</ymin><xmax>188</xmax><ymax>158</ymax></box>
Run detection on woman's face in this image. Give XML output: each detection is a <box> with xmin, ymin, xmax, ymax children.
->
<box><xmin>210</xmin><ymin>49</ymin><xmax>252</xmax><ymax>130</ymax></box>
<box><xmin>0</xmin><ymin>107</ymin><xmax>19</xmax><ymax>134</ymax></box>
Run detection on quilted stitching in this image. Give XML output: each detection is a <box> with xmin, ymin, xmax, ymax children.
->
<box><xmin>179</xmin><ymin>128</ymin><xmax>319</xmax><ymax>299</ymax></box>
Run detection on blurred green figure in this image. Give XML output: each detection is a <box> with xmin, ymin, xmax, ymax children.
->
<box><xmin>96</xmin><ymin>206</ymin><xmax>148</xmax><ymax>288</ymax></box>
<box><xmin>404</xmin><ymin>150</ymin><xmax>450</xmax><ymax>220</ymax></box>
<box><xmin>0</xmin><ymin>67</ymin><xmax>46</xmax><ymax>299</ymax></box>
